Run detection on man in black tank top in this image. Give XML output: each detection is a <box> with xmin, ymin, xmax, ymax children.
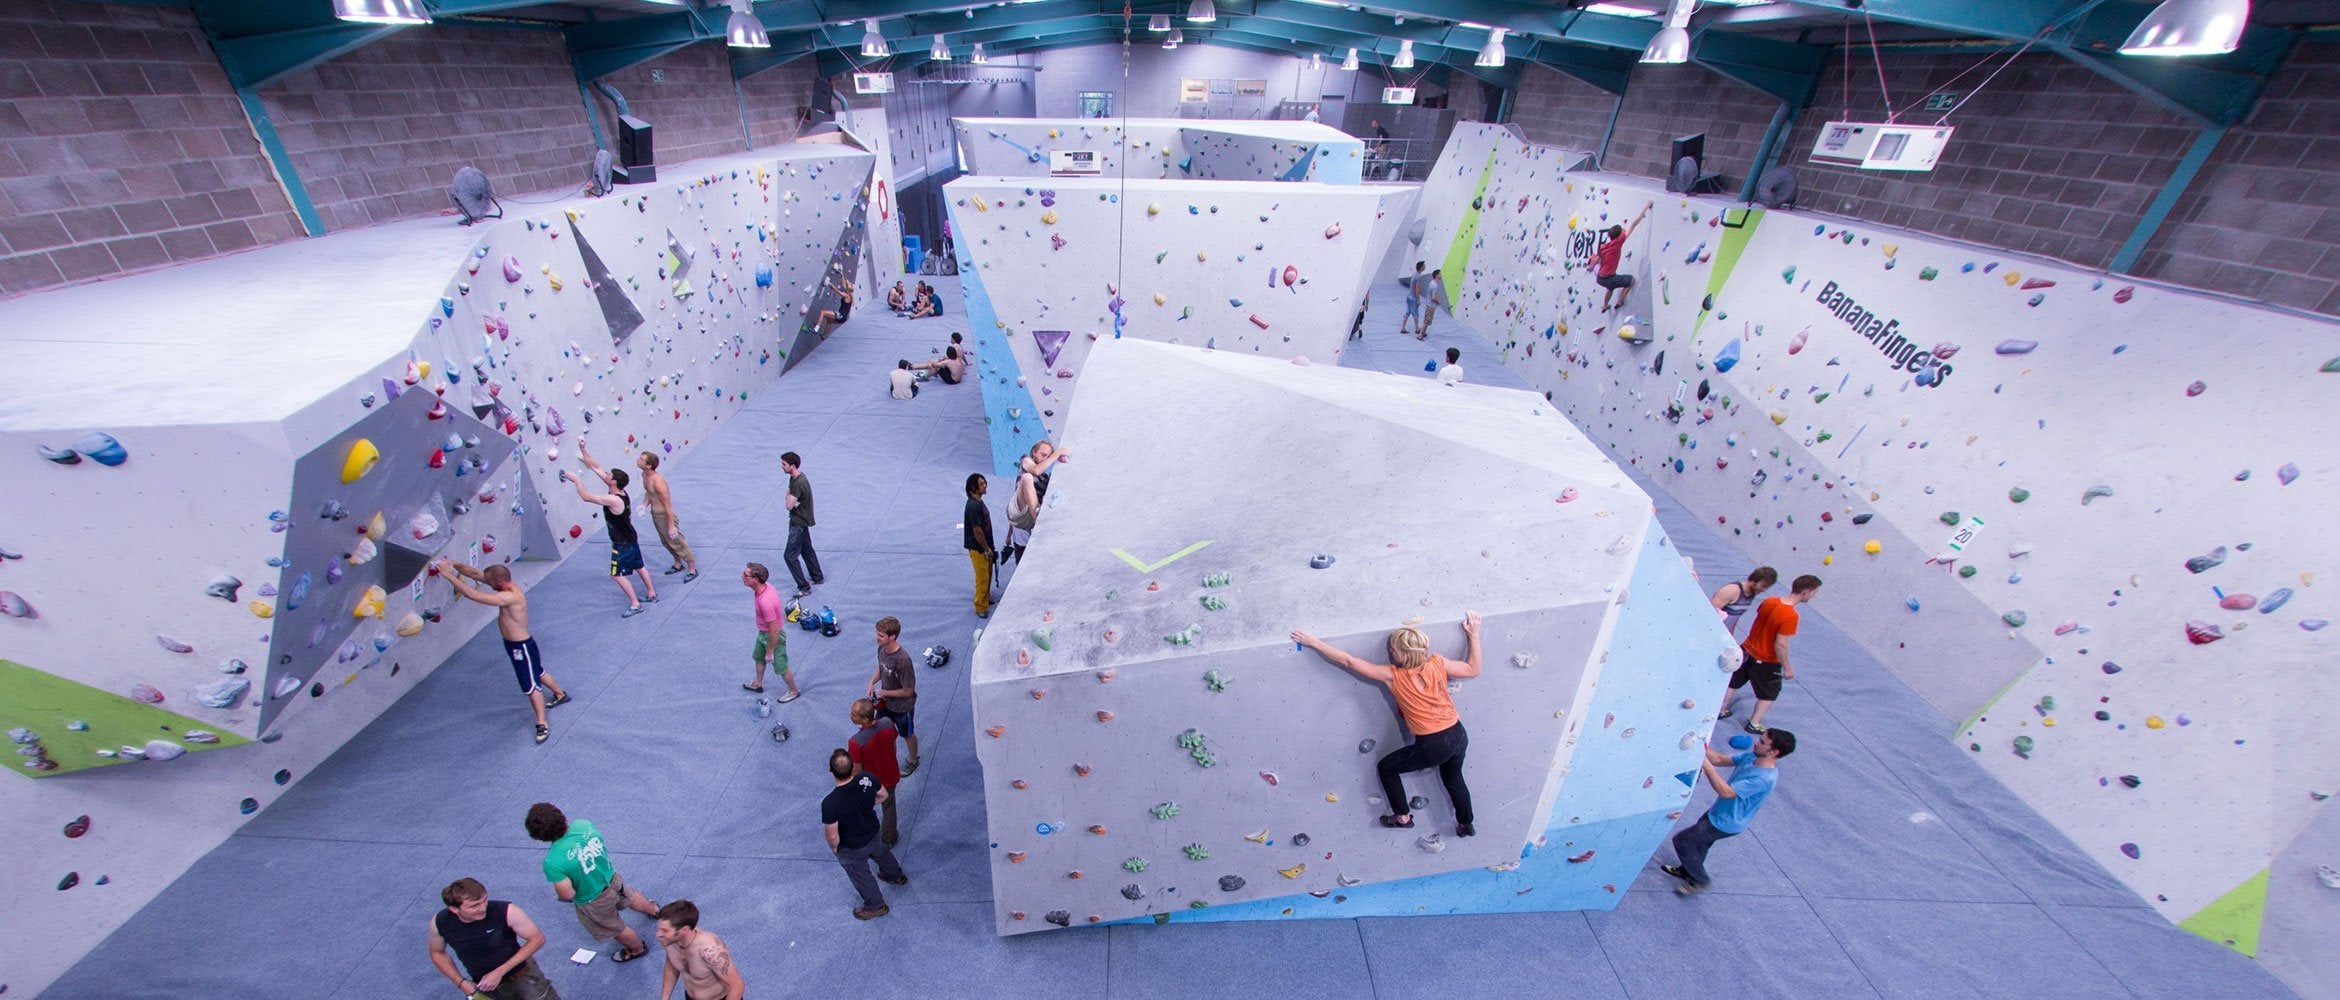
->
<box><xmin>572</xmin><ymin>440</ymin><xmax>660</xmax><ymax>618</ymax></box>
<box><xmin>1710</xmin><ymin>566</ymin><xmax>1777</xmax><ymax>636</ymax></box>
<box><xmin>428</xmin><ymin>877</ymin><xmax>561</xmax><ymax>999</ymax></box>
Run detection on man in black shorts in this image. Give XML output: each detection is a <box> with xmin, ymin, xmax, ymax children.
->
<box><xmin>1596</xmin><ymin>202</ymin><xmax>1652</xmax><ymax>312</ymax></box>
<box><xmin>866</xmin><ymin>615</ymin><xmax>920</xmax><ymax>776</ymax></box>
<box><xmin>428</xmin><ymin>877</ymin><xmax>561</xmax><ymax>999</ymax></box>
<box><xmin>439</xmin><ymin>558</ymin><xmax>571</xmax><ymax>744</ymax></box>
<box><xmin>571</xmin><ymin>439</ymin><xmax>659</xmax><ymax>617</ymax></box>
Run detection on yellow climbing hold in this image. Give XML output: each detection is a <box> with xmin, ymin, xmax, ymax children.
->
<box><xmin>1616</xmin><ymin>324</ymin><xmax>1638</xmax><ymax>341</ymax></box>
<box><xmin>1770</xmin><ymin>410</ymin><xmax>1788</xmax><ymax>425</ymax></box>
<box><xmin>1153</xmin><ymin>292</ymin><xmax>1166</xmax><ymax>305</ymax></box>
<box><xmin>2146</xmin><ymin>715</ymin><xmax>2166</xmax><ymax>729</ymax></box>
<box><xmin>1325</xmin><ymin>793</ymin><xmax>1339</xmax><ymax>802</ymax></box>
<box><xmin>248</xmin><ymin>600</ymin><xmax>274</xmax><ymax>619</ymax></box>
<box><xmin>2003</xmin><ymin>271</ymin><xmax>2022</xmax><ymax>286</ymax></box>
<box><xmin>364</xmin><ymin>511</ymin><xmax>386</xmax><ymax>541</ymax></box>
<box><xmin>340</xmin><ymin>438</ymin><xmax>381</xmax><ymax>483</ymax></box>
<box><xmin>1822</xmin><ymin>555</ymin><xmax>1834</xmax><ymax>566</ymax></box>
<box><xmin>1279</xmin><ymin>864</ymin><xmax>1306</xmax><ymax>879</ymax></box>
<box><xmin>1863</xmin><ymin>540</ymin><xmax>1882</xmax><ymax>554</ymax></box>
<box><xmin>1041</xmin><ymin>210</ymin><xmax>1059</xmax><ymax>225</ymax></box>
<box><xmin>1567</xmin><ymin>214</ymin><xmax>1581</xmax><ymax>230</ymax></box>
<box><xmin>973</xmin><ymin>196</ymin><xmax>989</xmax><ymax>212</ymax></box>
<box><xmin>1244</xmin><ymin>829</ymin><xmax>1270</xmax><ymax>844</ymax></box>
<box><xmin>414</xmin><ymin>360</ymin><xmax>431</xmax><ymax>379</ymax></box>
<box><xmin>1147</xmin><ymin>203</ymin><xmax>1161</xmax><ymax>216</ymax></box>
<box><xmin>1881</xmin><ymin>243</ymin><xmax>1898</xmax><ymax>257</ymax></box>
<box><xmin>1048</xmin><ymin>128</ymin><xmax>1060</xmax><ymax>138</ymax></box>
<box><xmin>2042</xmin><ymin>717</ymin><xmax>2056</xmax><ymax>726</ymax></box>
<box><xmin>352</xmin><ymin>585</ymin><xmax>386</xmax><ymax>620</ymax></box>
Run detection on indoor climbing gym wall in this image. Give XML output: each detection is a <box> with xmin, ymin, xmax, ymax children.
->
<box><xmin>954</xmin><ymin>117</ymin><xmax>1364</xmax><ymax>184</ymax></box>
<box><xmin>969</xmin><ymin>340</ymin><xmax>1736</xmax><ymax>933</ymax></box>
<box><xmin>839</xmin><ymin>109</ymin><xmax>907</xmax><ymax>291</ymax></box>
<box><xmin>945</xmin><ymin>174</ymin><xmax>1414</xmax><ymax>476</ymax></box>
<box><xmin>0</xmin><ymin>141</ymin><xmax>875</xmax><ymax>995</ymax></box>
<box><xmin>1379</xmin><ymin>124</ymin><xmax>1592</xmax><ymax>283</ymax></box>
<box><xmin>1404</xmin><ymin>127</ymin><xmax>2340</xmax><ymax>973</ymax></box>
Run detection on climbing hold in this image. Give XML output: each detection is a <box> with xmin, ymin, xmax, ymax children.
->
<box><xmin>1219</xmin><ymin>875</ymin><xmax>1246</xmax><ymax>892</ymax></box>
<box><xmin>1939</xmin><ymin>511</ymin><xmax>1961</xmax><ymax>526</ymax></box>
<box><xmin>1994</xmin><ymin>340</ymin><xmax>2038</xmax><ymax>355</ymax></box>
<box><xmin>1204</xmin><ymin>669</ymin><xmax>1230</xmax><ymax>691</ymax></box>
<box><xmin>2262</xmin><ymin>588</ymin><xmax>2294</xmax><ymax>614</ymax></box>
<box><xmin>2008</xmin><ymin>487</ymin><xmax>2030</xmax><ymax>503</ymax></box>
<box><xmin>2081</xmin><ymin>485</ymin><xmax>2115</xmax><ymax>505</ymax></box>
<box><xmin>340</xmin><ymin>439</ymin><xmax>381</xmax><ymax>483</ymax></box>
<box><xmin>1292</xmin><ymin>833</ymin><xmax>1311</xmax><ymax>847</ymax></box>
<box><xmin>2002</xmin><ymin>610</ymin><xmax>2028</xmax><ymax>628</ymax></box>
<box><xmin>1258</xmin><ymin>770</ymin><xmax>1279</xmax><ymax>786</ymax></box>
<box><xmin>1184</xmin><ymin>843</ymin><xmax>1210</xmax><ymax>860</ymax></box>
<box><xmin>1309</xmin><ymin>554</ymin><xmax>1336</xmax><ymax>569</ymax></box>
<box><xmin>1151</xmin><ymin>802</ymin><xmax>1182</xmax><ymax>819</ymax></box>
<box><xmin>2184</xmin><ymin>547</ymin><xmax>2227</xmax><ymax>574</ymax></box>
<box><xmin>2184</xmin><ymin>621</ymin><xmax>2224</xmax><ymax>645</ymax></box>
<box><xmin>0</xmin><ymin>591</ymin><xmax>36</xmax><ymax>619</ymax></box>
<box><xmin>1863</xmin><ymin>540</ymin><xmax>1882</xmax><ymax>555</ymax></box>
<box><xmin>2278</xmin><ymin>463</ymin><xmax>2301</xmax><ymax>486</ymax></box>
<box><xmin>2012</xmin><ymin>735</ymin><xmax>2035</xmax><ymax>755</ymax></box>
<box><xmin>1357</xmin><ymin>738</ymin><xmax>1377</xmax><ymax>754</ymax></box>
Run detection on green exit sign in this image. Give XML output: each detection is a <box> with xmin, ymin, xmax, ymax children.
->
<box><xmin>1924</xmin><ymin>92</ymin><xmax>1958</xmax><ymax>112</ymax></box>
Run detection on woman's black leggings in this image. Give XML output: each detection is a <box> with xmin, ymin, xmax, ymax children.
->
<box><xmin>1377</xmin><ymin>721</ymin><xmax>1472</xmax><ymax>824</ymax></box>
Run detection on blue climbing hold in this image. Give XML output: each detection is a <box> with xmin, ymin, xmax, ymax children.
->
<box><xmin>1714</xmin><ymin>339</ymin><xmax>1742</xmax><ymax>373</ymax></box>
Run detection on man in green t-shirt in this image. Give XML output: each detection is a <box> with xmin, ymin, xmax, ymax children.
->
<box><xmin>524</xmin><ymin>802</ymin><xmax>662</xmax><ymax>962</ymax></box>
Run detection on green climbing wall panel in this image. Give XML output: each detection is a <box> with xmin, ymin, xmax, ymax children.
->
<box><xmin>2179</xmin><ymin>867</ymin><xmax>2267</xmax><ymax>956</ymax></box>
<box><xmin>0</xmin><ymin>658</ymin><xmax>249</xmax><ymax>778</ymax></box>
<box><xmin>1440</xmin><ymin>148</ymin><xmax>1499</xmax><ymax>305</ymax></box>
<box><xmin>1690</xmin><ymin>207</ymin><xmax>1765</xmax><ymax>343</ymax></box>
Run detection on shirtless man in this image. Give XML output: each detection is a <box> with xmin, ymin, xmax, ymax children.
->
<box><xmin>438</xmin><ymin>557</ymin><xmax>571</xmax><ymax>744</ymax></box>
<box><xmin>636</xmin><ymin>451</ymin><xmax>698</xmax><ymax>581</ymax></box>
<box><xmin>655</xmin><ymin>901</ymin><xmax>744</xmax><ymax>1000</ymax></box>
<box><xmin>569</xmin><ymin>439</ymin><xmax>658</xmax><ymax>617</ymax></box>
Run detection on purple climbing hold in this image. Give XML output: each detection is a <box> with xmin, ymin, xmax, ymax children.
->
<box><xmin>2185</xmin><ymin>380</ymin><xmax>2206</xmax><ymax>397</ymax></box>
<box><xmin>2277</xmin><ymin>463</ymin><xmax>2300</xmax><ymax>486</ymax></box>
<box><xmin>2183</xmin><ymin>546</ymin><xmax>2226</xmax><ymax>574</ymax></box>
<box><xmin>1033</xmin><ymin>329</ymin><xmax>1071</xmax><ymax>369</ymax></box>
<box><xmin>2101</xmin><ymin>661</ymin><xmax>2122</xmax><ymax>674</ymax></box>
<box><xmin>1994</xmin><ymin>340</ymin><xmax>2038</xmax><ymax>356</ymax></box>
<box><xmin>2304</xmin><ymin>620</ymin><xmax>2329</xmax><ymax>632</ymax></box>
<box><xmin>2119</xmin><ymin>843</ymin><xmax>2141</xmax><ymax>860</ymax></box>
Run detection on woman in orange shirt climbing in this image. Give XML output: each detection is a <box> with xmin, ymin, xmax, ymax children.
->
<box><xmin>1293</xmin><ymin>613</ymin><xmax>1483</xmax><ymax>837</ymax></box>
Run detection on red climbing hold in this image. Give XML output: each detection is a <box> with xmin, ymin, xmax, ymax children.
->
<box><xmin>568</xmin><ymin>525</ymin><xmax>583</xmax><ymax>539</ymax></box>
<box><xmin>2184</xmin><ymin>621</ymin><xmax>2224</xmax><ymax>645</ymax></box>
<box><xmin>427</xmin><ymin>449</ymin><xmax>446</xmax><ymax>469</ymax></box>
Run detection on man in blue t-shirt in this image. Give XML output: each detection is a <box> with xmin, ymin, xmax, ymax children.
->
<box><xmin>1664</xmin><ymin>729</ymin><xmax>1795</xmax><ymax>892</ymax></box>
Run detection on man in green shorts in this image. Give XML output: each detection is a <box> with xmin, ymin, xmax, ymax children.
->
<box><xmin>525</xmin><ymin>802</ymin><xmax>661</xmax><ymax>963</ymax></box>
<box><xmin>741</xmin><ymin>562</ymin><xmax>800</xmax><ymax>701</ymax></box>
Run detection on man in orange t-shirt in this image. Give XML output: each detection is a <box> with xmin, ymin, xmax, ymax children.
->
<box><xmin>1721</xmin><ymin>574</ymin><xmax>1821</xmax><ymax>734</ymax></box>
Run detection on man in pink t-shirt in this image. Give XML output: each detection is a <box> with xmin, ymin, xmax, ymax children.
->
<box><xmin>742</xmin><ymin>563</ymin><xmax>799</xmax><ymax>702</ymax></box>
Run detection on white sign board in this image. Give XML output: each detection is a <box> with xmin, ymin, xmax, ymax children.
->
<box><xmin>1049</xmin><ymin>150</ymin><xmax>1102</xmax><ymax>175</ymax></box>
<box><xmin>854</xmin><ymin>72</ymin><xmax>896</xmax><ymax>95</ymax></box>
<box><xmin>1383</xmin><ymin>86</ymin><xmax>1416</xmax><ymax>105</ymax></box>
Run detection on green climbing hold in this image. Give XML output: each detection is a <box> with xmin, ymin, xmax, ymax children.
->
<box><xmin>1919</xmin><ymin>266</ymin><xmax>1940</xmax><ymax>281</ymax></box>
<box><xmin>1123</xmin><ymin>857</ymin><xmax>1151</xmax><ymax>873</ymax></box>
<box><xmin>2013</xmin><ymin>735</ymin><xmax>2035</xmax><ymax>753</ymax></box>
<box><xmin>1165</xmin><ymin>624</ymin><xmax>1201</xmax><ymax>645</ymax></box>
<box><xmin>1813</xmin><ymin>392</ymin><xmax>1830</xmax><ymax>404</ymax></box>
<box><xmin>1184</xmin><ymin>843</ymin><xmax>1210</xmax><ymax>861</ymax></box>
<box><xmin>1030</xmin><ymin>627</ymin><xmax>1055</xmax><ymax>651</ymax></box>
<box><xmin>1203</xmin><ymin>669</ymin><xmax>1230</xmax><ymax>692</ymax></box>
<box><xmin>2003</xmin><ymin>610</ymin><xmax>2029</xmax><ymax>627</ymax></box>
<box><xmin>1176</xmin><ymin>729</ymin><xmax>1206</xmax><ymax>750</ymax></box>
<box><xmin>2008</xmin><ymin>487</ymin><xmax>2031</xmax><ymax>503</ymax></box>
<box><xmin>1189</xmin><ymin>900</ymin><xmax>1210</xmax><ymax>909</ymax></box>
<box><xmin>1958</xmin><ymin>565</ymin><xmax>1977</xmax><ymax>578</ymax></box>
<box><xmin>1152</xmin><ymin>802</ymin><xmax>1183</xmax><ymax>819</ymax></box>
<box><xmin>1202</xmin><ymin>572</ymin><xmax>1231</xmax><ymax>587</ymax></box>
<box><xmin>1199</xmin><ymin>595</ymin><xmax>1227</xmax><ymax>611</ymax></box>
<box><xmin>1939</xmin><ymin>511</ymin><xmax>1962</xmax><ymax>526</ymax></box>
<box><xmin>2323</xmin><ymin>356</ymin><xmax>2340</xmax><ymax>374</ymax></box>
<box><xmin>1815</xmin><ymin>430</ymin><xmax>1832</xmax><ymax>442</ymax></box>
<box><xmin>2039</xmin><ymin>695</ymin><xmax>2057</xmax><ymax>712</ymax></box>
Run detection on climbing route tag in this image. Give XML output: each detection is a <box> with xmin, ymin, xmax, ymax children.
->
<box><xmin>1945</xmin><ymin>515</ymin><xmax>1985</xmax><ymax>552</ymax></box>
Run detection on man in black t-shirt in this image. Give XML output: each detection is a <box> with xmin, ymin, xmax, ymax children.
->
<box><xmin>964</xmin><ymin>473</ymin><xmax>995</xmax><ymax>618</ymax></box>
<box><xmin>427</xmin><ymin>877</ymin><xmax>561</xmax><ymax>999</ymax></box>
<box><xmin>823</xmin><ymin>749</ymin><xmax>908</xmax><ymax>919</ymax></box>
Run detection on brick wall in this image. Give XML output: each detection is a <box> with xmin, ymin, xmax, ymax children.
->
<box><xmin>2140</xmin><ymin>37</ymin><xmax>2340</xmax><ymax>314</ymax></box>
<box><xmin>1780</xmin><ymin>51</ymin><xmax>2191</xmax><ymax>274</ymax></box>
<box><xmin>595</xmin><ymin>42</ymin><xmax>746</xmax><ymax>167</ymax></box>
<box><xmin>739</xmin><ymin>57</ymin><xmax>816</xmax><ymax>149</ymax></box>
<box><xmin>0</xmin><ymin>1</ymin><xmax>299</xmax><ymax>296</ymax></box>
<box><xmin>263</xmin><ymin>24</ymin><xmax>595</xmax><ymax>232</ymax></box>
<box><xmin>1508</xmin><ymin>42</ymin><xmax>2340</xmax><ymax>318</ymax></box>
<box><xmin>1510</xmin><ymin>65</ymin><xmax>1615</xmax><ymax>158</ymax></box>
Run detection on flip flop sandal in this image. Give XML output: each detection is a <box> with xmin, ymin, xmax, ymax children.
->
<box><xmin>611</xmin><ymin>947</ymin><xmax>647</xmax><ymax>963</ymax></box>
<box><xmin>546</xmin><ymin>692</ymin><xmax>571</xmax><ymax>709</ymax></box>
<box><xmin>1377</xmin><ymin>814</ymin><xmax>1414</xmax><ymax>828</ymax></box>
<box><xmin>742</xmin><ymin>684</ymin><xmax>765</xmax><ymax>693</ymax></box>
<box><xmin>534</xmin><ymin>724</ymin><xmax>549</xmax><ymax>744</ymax></box>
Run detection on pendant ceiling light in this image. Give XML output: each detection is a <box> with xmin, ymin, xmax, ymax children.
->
<box><xmin>1641</xmin><ymin>0</ymin><xmax>1694</xmax><ymax>64</ymax></box>
<box><xmin>725</xmin><ymin>0</ymin><xmax>769</xmax><ymax>49</ymax></box>
<box><xmin>1475</xmin><ymin>27</ymin><xmax>1507</xmax><ymax>67</ymax></box>
<box><xmin>1187</xmin><ymin>0</ymin><xmax>1217</xmax><ymax>24</ymax></box>
<box><xmin>332</xmin><ymin>0</ymin><xmax>429</xmax><ymax>24</ymax></box>
<box><xmin>2120</xmin><ymin>0</ymin><xmax>2249</xmax><ymax>56</ymax></box>
<box><xmin>971</xmin><ymin>42</ymin><xmax>989</xmax><ymax>63</ymax></box>
<box><xmin>1164</xmin><ymin>27</ymin><xmax>1183</xmax><ymax>48</ymax></box>
<box><xmin>1149</xmin><ymin>13</ymin><xmax>1171</xmax><ymax>32</ymax></box>
<box><xmin>860</xmin><ymin>18</ymin><xmax>889</xmax><ymax>58</ymax></box>
<box><xmin>1393</xmin><ymin>38</ymin><xmax>1415</xmax><ymax>69</ymax></box>
<box><xmin>1341</xmin><ymin>47</ymin><xmax>1359</xmax><ymax>71</ymax></box>
<box><xmin>929</xmin><ymin>35</ymin><xmax>951</xmax><ymax>61</ymax></box>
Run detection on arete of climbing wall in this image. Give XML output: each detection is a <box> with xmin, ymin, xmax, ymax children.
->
<box><xmin>971</xmin><ymin>339</ymin><xmax>1735</xmax><ymax>933</ymax></box>
<box><xmin>945</xmin><ymin>174</ymin><xmax>1414</xmax><ymax>475</ymax></box>
<box><xmin>1405</xmin><ymin>124</ymin><xmax>2340</xmax><ymax>969</ymax></box>
<box><xmin>0</xmin><ymin>141</ymin><xmax>875</xmax><ymax>998</ymax></box>
<box><xmin>954</xmin><ymin>117</ymin><xmax>1364</xmax><ymax>184</ymax></box>
<box><xmin>838</xmin><ymin>109</ymin><xmax>907</xmax><ymax>290</ymax></box>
